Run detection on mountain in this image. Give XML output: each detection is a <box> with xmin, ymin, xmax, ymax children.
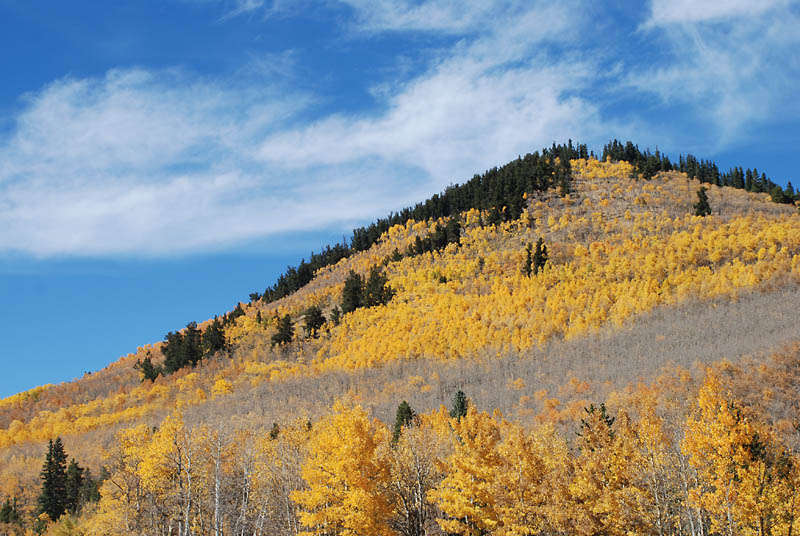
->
<box><xmin>2</xmin><ymin>140</ymin><xmax>800</xmax><ymax>535</ymax></box>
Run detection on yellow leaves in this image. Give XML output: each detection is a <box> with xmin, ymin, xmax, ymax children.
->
<box><xmin>428</xmin><ymin>406</ymin><xmax>503</xmax><ymax>536</ymax></box>
<box><xmin>211</xmin><ymin>378</ymin><xmax>233</xmax><ymax>397</ymax></box>
<box><xmin>292</xmin><ymin>402</ymin><xmax>393</xmax><ymax>536</ymax></box>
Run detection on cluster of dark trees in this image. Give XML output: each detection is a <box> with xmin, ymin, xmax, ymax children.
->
<box><xmin>250</xmin><ymin>141</ymin><xmax>586</xmax><ymax>309</ymax></box>
<box><xmin>136</xmin><ymin>316</ymin><xmax>229</xmax><ymax>382</ymax></box>
<box><xmin>150</xmin><ymin>139</ymin><xmax>795</xmax><ymax>377</ymax></box>
<box><xmin>341</xmin><ymin>267</ymin><xmax>395</xmax><ymax>315</ymax></box>
<box><xmin>524</xmin><ymin>238</ymin><xmax>548</xmax><ymax>277</ymax></box>
<box><xmin>250</xmin><ymin>243</ymin><xmax>351</xmax><ymax>305</ymax></box>
<box><xmin>267</xmin><ymin>266</ymin><xmax>394</xmax><ymax>349</ymax></box>
<box><xmin>602</xmin><ymin>139</ymin><xmax>797</xmax><ymax>203</ymax></box>
<box><xmin>35</xmin><ymin>438</ymin><xmax>101</xmax><ymax>526</ymax></box>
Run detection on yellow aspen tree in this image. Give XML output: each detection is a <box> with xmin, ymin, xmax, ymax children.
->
<box><xmin>683</xmin><ymin>373</ymin><xmax>800</xmax><ymax>536</ymax></box>
<box><xmin>84</xmin><ymin>424</ymin><xmax>152</xmax><ymax>536</ymax></box>
<box><xmin>569</xmin><ymin>405</ymin><xmax>648</xmax><ymax>536</ymax></box>
<box><xmin>493</xmin><ymin>421</ymin><xmax>572</xmax><ymax>535</ymax></box>
<box><xmin>291</xmin><ymin>402</ymin><xmax>393</xmax><ymax>536</ymax></box>
<box><xmin>428</xmin><ymin>406</ymin><xmax>503</xmax><ymax>536</ymax></box>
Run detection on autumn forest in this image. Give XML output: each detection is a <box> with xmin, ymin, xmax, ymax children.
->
<box><xmin>3</xmin><ymin>140</ymin><xmax>800</xmax><ymax>536</ymax></box>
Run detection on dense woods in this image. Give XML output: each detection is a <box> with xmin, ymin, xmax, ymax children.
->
<box><xmin>1</xmin><ymin>141</ymin><xmax>800</xmax><ymax>535</ymax></box>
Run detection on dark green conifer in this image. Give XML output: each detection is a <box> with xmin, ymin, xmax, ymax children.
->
<box><xmin>392</xmin><ymin>400</ymin><xmax>416</xmax><ymax>444</ymax></box>
<box><xmin>364</xmin><ymin>267</ymin><xmax>395</xmax><ymax>308</ymax></box>
<box><xmin>65</xmin><ymin>459</ymin><xmax>84</xmax><ymax>515</ymax></box>
<box><xmin>37</xmin><ymin>438</ymin><xmax>68</xmax><ymax>521</ymax></box>
<box><xmin>302</xmin><ymin>306</ymin><xmax>326</xmax><ymax>337</ymax></box>
<box><xmin>694</xmin><ymin>186</ymin><xmax>712</xmax><ymax>216</ymax></box>
<box><xmin>524</xmin><ymin>243</ymin><xmax>533</xmax><ymax>277</ymax></box>
<box><xmin>450</xmin><ymin>390</ymin><xmax>468</xmax><ymax>421</ymax></box>
<box><xmin>341</xmin><ymin>270</ymin><xmax>364</xmax><ymax>314</ymax></box>
<box><xmin>202</xmin><ymin>318</ymin><xmax>227</xmax><ymax>357</ymax></box>
<box><xmin>533</xmin><ymin>237</ymin><xmax>548</xmax><ymax>275</ymax></box>
<box><xmin>271</xmin><ymin>315</ymin><xmax>294</xmax><ymax>347</ymax></box>
<box><xmin>134</xmin><ymin>355</ymin><xmax>161</xmax><ymax>382</ymax></box>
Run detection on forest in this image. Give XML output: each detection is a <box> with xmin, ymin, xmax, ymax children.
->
<box><xmin>1</xmin><ymin>141</ymin><xmax>799</xmax><ymax>535</ymax></box>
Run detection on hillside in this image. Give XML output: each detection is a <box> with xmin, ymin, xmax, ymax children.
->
<box><xmin>2</xmin><ymin>142</ymin><xmax>800</xmax><ymax>535</ymax></box>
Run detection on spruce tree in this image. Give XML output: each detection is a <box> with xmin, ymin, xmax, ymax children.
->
<box><xmin>392</xmin><ymin>400</ymin><xmax>416</xmax><ymax>444</ymax></box>
<box><xmin>271</xmin><ymin>315</ymin><xmax>294</xmax><ymax>347</ymax></box>
<box><xmin>364</xmin><ymin>267</ymin><xmax>394</xmax><ymax>308</ymax></box>
<box><xmin>450</xmin><ymin>390</ymin><xmax>468</xmax><ymax>421</ymax></box>
<box><xmin>303</xmin><ymin>306</ymin><xmax>326</xmax><ymax>337</ymax></box>
<box><xmin>0</xmin><ymin>497</ymin><xmax>19</xmax><ymax>524</ymax></box>
<box><xmin>694</xmin><ymin>186</ymin><xmax>712</xmax><ymax>216</ymax></box>
<box><xmin>38</xmin><ymin>438</ymin><xmax>68</xmax><ymax>521</ymax></box>
<box><xmin>202</xmin><ymin>318</ymin><xmax>227</xmax><ymax>357</ymax></box>
<box><xmin>134</xmin><ymin>355</ymin><xmax>161</xmax><ymax>382</ymax></box>
<box><xmin>341</xmin><ymin>270</ymin><xmax>364</xmax><ymax>314</ymax></box>
<box><xmin>329</xmin><ymin>306</ymin><xmax>342</xmax><ymax>326</ymax></box>
<box><xmin>64</xmin><ymin>459</ymin><xmax>84</xmax><ymax>515</ymax></box>
<box><xmin>524</xmin><ymin>243</ymin><xmax>533</xmax><ymax>277</ymax></box>
<box><xmin>533</xmin><ymin>237</ymin><xmax>548</xmax><ymax>275</ymax></box>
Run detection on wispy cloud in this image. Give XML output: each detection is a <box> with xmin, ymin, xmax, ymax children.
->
<box><xmin>629</xmin><ymin>0</ymin><xmax>800</xmax><ymax>146</ymax></box>
<box><xmin>0</xmin><ymin>1</ymin><xmax>604</xmax><ymax>257</ymax></box>
<box><xmin>3</xmin><ymin>0</ymin><xmax>796</xmax><ymax>258</ymax></box>
<box><xmin>645</xmin><ymin>0</ymin><xmax>792</xmax><ymax>25</ymax></box>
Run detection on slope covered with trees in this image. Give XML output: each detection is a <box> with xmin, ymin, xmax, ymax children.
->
<box><xmin>1</xmin><ymin>140</ymin><xmax>800</xmax><ymax>535</ymax></box>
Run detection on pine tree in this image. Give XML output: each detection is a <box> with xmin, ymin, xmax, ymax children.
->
<box><xmin>202</xmin><ymin>318</ymin><xmax>227</xmax><ymax>357</ymax></box>
<box><xmin>134</xmin><ymin>355</ymin><xmax>161</xmax><ymax>382</ymax></box>
<box><xmin>533</xmin><ymin>237</ymin><xmax>548</xmax><ymax>275</ymax></box>
<box><xmin>524</xmin><ymin>243</ymin><xmax>533</xmax><ymax>277</ymax></box>
<box><xmin>445</xmin><ymin>216</ymin><xmax>462</xmax><ymax>246</ymax></box>
<box><xmin>0</xmin><ymin>497</ymin><xmax>19</xmax><ymax>524</ymax></box>
<box><xmin>694</xmin><ymin>186</ymin><xmax>712</xmax><ymax>216</ymax></box>
<box><xmin>64</xmin><ymin>459</ymin><xmax>84</xmax><ymax>515</ymax></box>
<box><xmin>271</xmin><ymin>315</ymin><xmax>294</xmax><ymax>347</ymax></box>
<box><xmin>38</xmin><ymin>437</ymin><xmax>68</xmax><ymax>521</ymax></box>
<box><xmin>450</xmin><ymin>390</ymin><xmax>468</xmax><ymax>421</ymax></box>
<box><xmin>392</xmin><ymin>400</ymin><xmax>416</xmax><ymax>444</ymax></box>
<box><xmin>303</xmin><ymin>306</ymin><xmax>326</xmax><ymax>337</ymax></box>
<box><xmin>364</xmin><ymin>267</ymin><xmax>395</xmax><ymax>308</ymax></box>
<box><xmin>341</xmin><ymin>270</ymin><xmax>364</xmax><ymax>314</ymax></box>
<box><xmin>330</xmin><ymin>306</ymin><xmax>342</xmax><ymax>326</ymax></box>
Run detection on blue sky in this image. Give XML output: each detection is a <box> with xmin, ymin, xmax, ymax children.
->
<box><xmin>1</xmin><ymin>0</ymin><xmax>799</xmax><ymax>397</ymax></box>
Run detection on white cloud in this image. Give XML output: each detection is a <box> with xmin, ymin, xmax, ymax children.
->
<box><xmin>628</xmin><ymin>0</ymin><xmax>800</xmax><ymax>146</ymax></box>
<box><xmin>258</xmin><ymin>1</ymin><xmax>596</xmax><ymax>188</ymax></box>
<box><xmin>645</xmin><ymin>0</ymin><xmax>791</xmax><ymax>26</ymax></box>
<box><xmin>0</xmin><ymin>1</ymin><xmax>607</xmax><ymax>258</ymax></box>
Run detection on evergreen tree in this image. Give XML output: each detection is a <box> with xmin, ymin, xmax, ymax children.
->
<box><xmin>450</xmin><ymin>390</ymin><xmax>468</xmax><ymax>421</ymax></box>
<box><xmin>533</xmin><ymin>237</ymin><xmax>548</xmax><ymax>275</ymax></box>
<box><xmin>302</xmin><ymin>306</ymin><xmax>326</xmax><ymax>337</ymax></box>
<box><xmin>202</xmin><ymin>317</ymin><xmax>227</xmax><ymax>357</ymax></box>
<box><xmin>79</xmin><ymin>469</ymin><xmax>101</xmax><ymax>505</ymax></box>
<box><xmin>341</xmin><ymin>270</ymin><xmax>364</xmax><ymax>314</ymax></box>
<box><xmin>38</xmin><ymin>438</ymin><xmax>68</xmax><ymax>521</ymax></box>
<box><xmin>445</xmin><ymin>216</ymin><xmax>462</xmax><ymax>246</ymax></box>
<box><xmin>134</xmin><ymin>354</ymin><xmax>161</xmax><ymax>382</ymax></box>
<box><xmin>271</xmin><ymin>315</ymin><xmax>294</xmax><ymax>347</ymax></box>
<box><xmin>0</xmin><ymin>497</ymin><xmax>19</xmax><ymax>524</ymax></box>
<box><xmin>579</xmin><ymin>403</ymin><xmax>616</xmax><ymax>444</ymax></box>
<box><xmin>162</xmin><ymin>322</ymin><xmax>204</xmax><ymax>374</ymax></box>
<box><xmin>364</xmin><ymin>266</ymin><xmax>394</xmax><ymax>308</ymax></box>
<box><xmin>269</xmin><ymin>422</ymin><xmax>280</xmax><ymax>440</ymax></box>
<box><xmin>392</xmin><ymin>400</ymin><xmax>416</xmax><ymax>444</ymax></box>
<box><xmin>694</xmin><ymin>186</ymin><xmax>712</xmax><ymax>216</ymax></box>
<box><xmin>524</xmin><ymin>242</ymin><xmax>533</xmax><ymax>277</ymax></box>
<box><xmin>64</xmin><ymin>459</ymin><xmax>84</xmax><ymax>515</ymax></box>
<box><xmin>329</xmin><ymin>306</ymin><xmax>342</xmax><ymax>326</ymax></box>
